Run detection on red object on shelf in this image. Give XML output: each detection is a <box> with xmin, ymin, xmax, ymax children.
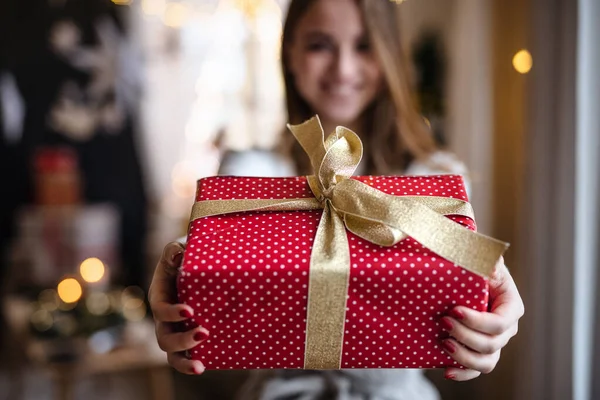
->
<box><xmin>33</xmin><ymin>147</ymin><xmax>82</xmax><ymax>206</ymax></box>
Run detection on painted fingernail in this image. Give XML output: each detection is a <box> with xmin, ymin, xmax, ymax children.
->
<box><xmin>450</xmin><ymin>308</ymin><xmax>465</xmax><ymax>320</ymax></box>
<box><xmin>442</xmin><ymin>340</ymin><xmax>456</xmax><ymax>354</ymax></box>
<box><xmin>180</xmin><ymin>310</ymin><xmax>192</xmax><ymax>319</ymax></box>
<box><xmin>171</xmin><ymin>251</ymin><xmax>183</xmax><ymax>264</ymax></box>
<box><xmin>192</xmin><ymin>366</ymin><xmax>203</xmax><ymax>375</ymax></box>
<box><xmin>440</xmin><ymin>317</ymin><xmax>453</xmax><ymax>331</ymax></box>
<box><xmin>445</xmin><ymin>372</ymin><xmax>456</xmax><ymax>380</ymax></box>
<box><xmin>194</xmin><ymin>331</ymin><xmax>208</xmax><ymax>342</ymax></box>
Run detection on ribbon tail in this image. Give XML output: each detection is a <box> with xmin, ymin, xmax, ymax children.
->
<box><xmin>345</xmin><ymin>214</ymin><xmax>407</xmax><ymax>246</ymax></box>
<box><xmin>304</xmin><ymin>201</ymin><xmax>350</xmax><ymax>369</ymax></box>
<box><xmin>332</xmin><ymin>179</ymin><xmax>508</xmax><ymax>278</ymax></box>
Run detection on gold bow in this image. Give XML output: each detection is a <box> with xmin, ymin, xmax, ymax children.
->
<box><xmin>190</xmin><ymin>116</ymin><xmax>509</xmax><ymax>369</ymax></box>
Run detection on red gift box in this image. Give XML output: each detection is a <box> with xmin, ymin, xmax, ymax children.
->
<box><xmin>178</xmin><ymin>174</ymin><xmax>491</xmax><ymax>370</ymax></box>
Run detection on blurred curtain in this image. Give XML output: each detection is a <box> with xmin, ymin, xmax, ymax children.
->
<box><xmin>514</xmin><ymin>0</ymin><xmax>577</xmax><ymax>399</ymax></box>
<box><xmin>577</xmin><ymin>0</ymin><xmax>600</xmax><ymax>399</ymax></box>
<box><xmin>513</xmin><ymin>0</ymin><xmax>600</xmax><ymax>398</ymax></box>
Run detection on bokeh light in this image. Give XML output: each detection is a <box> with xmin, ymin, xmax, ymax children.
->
<box><xmin>54</xmin><ymin>314</ymin><xmax>77</xmax><ymax>336</ymax></box>
<box><xmin>141</xmin><ymin>0</ymin><xmax>166</xmax><ymax>16</ymax></box>
<box><xmin>513</xmin><ymin>49</ymin><xmax>533</xmax><ymax>74</ymax></box>
<box><xmin>163</xmin><ymin>3</ymin><xmax>190</xmax><ymax>28</ymax></box>
<box><xmin>57</xmin><ymin>278</ymin><xmax>82</xmax><ymax>304</ymax></box>
<box><xmin>38</xmin><ymin>289</ymin><xmax>60</xmax><ymax>311</ymax></box>
<box><xmin>30</xmin><ymin>309</ymin><xmax>53</xmax><ymax>332</ymax></box>
<box><xmin>86</xmin><ymin>292</ymin><xmax>111</xmax><ymax>316</ymax></box>
<box><xmin>121</xmin><ymin>286</ymin><xmax>147</xmax><ymax>321</ymax></box>
<box><xmin>80</xmin><ymin>257</ymin><xmax>105</xmax><ymax>283</ymax></box>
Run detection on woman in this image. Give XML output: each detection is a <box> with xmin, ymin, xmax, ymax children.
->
<box><xmin>150</xmin><ymin>0</ymin><xmax>524</xmax><ymax>398</ymax></box>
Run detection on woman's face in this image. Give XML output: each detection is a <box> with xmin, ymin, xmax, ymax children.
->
<box><xmin>287</xmin><ymin>0</ymin><xmax>383</xmax><ymax>127</ymax></box>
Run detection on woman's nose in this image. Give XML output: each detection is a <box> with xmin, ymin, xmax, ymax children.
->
<box><xmin>332</xmin><ymin>48</ymin><xmax>359</xmax><ymax>83</ymax></box>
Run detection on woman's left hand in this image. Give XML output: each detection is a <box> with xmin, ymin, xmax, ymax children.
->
<box><xmin>441</xmin><ymin>257</ymin><xmax>524</xmax><ymax>381</ymax></box>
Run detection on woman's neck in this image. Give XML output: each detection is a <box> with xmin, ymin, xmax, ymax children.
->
<box><xmin>320</xmin><ymin>117</ymin><xmax>365</xmax><ymax>138</ymax></box>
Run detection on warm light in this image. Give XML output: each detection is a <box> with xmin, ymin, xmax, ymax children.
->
<box><xmin>171</xmin><ymin>161</ymin><xmax>197</xmax><ymax>199</ymax></box>
<box><xmin>121</xmin><ymin>286</ymin><xmax>147</xmax><ymax>321</ymax></box>
<box><xmin>39</xmin><ymin>289</ymin><xmax>59</xmax><ymax>311</ymax></box>
<box><xmin>122</xmin><ymin>298</ymin><xmax>147</xmax><ymax>321</ymax></box>
<box><xmin>141</xmin><ymin>0</ymin><xmax>166</xmax><ymax>16</ymax></box>
<box><xmin>80</xmin><ymin>257</ymin><xmax>105</xmax><ymax>283</ymax></box>
<box><xmin>111</xmin><ymin>0</ymin><xmax>131</xmax><ymax>5</ymax></box>
<box><xmin>54</xmin><ymin>314</ymin><xmax>77</xmax><ymax>336</ymax></box>
<box><xmin>122</xmin><ymin>286</ymin><xmax>145</xmax><ymax>302</ymax></box>
<box><xmin>163</xmin><ymin>3</ymin><xmax>190</xmax><ymax>28</ymax></box>
<box><xmin>30</xmin><ymin>309</ymin><xmax>53</xmax><ymax>332</ymax></box>
<box><xmin>57</xmin><ymin>278</ymin><xmax>82</xmax><ymax>303</ymax></box>
<box><xmin>513</xmin><ymin>50</ymin><xmax>533</xmax><ymax>74</ymax></box>
<box><xmin>86</xmin><ymin>292</ymin><xmax>111</xmax><ymax>316</ymax></box>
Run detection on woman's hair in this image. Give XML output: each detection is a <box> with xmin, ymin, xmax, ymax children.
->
<box><xmin>280</xmin><ymin>0</ymin><xmax>437</xmax><ymax>175</ymax></box>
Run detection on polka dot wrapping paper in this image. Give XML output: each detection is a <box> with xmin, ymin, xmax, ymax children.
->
<box><xmin>178</xmin><ymin>175</ymin><xmax>489</xmax><ymax>370</ymax></box>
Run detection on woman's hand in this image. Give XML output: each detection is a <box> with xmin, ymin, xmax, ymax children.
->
<box><xmin>148</xmin><ymin>242</ymin><xmax>209</xmax><ymax>375</ymax></box>
<box><xmin>441</xmin><ymin>257</ymin><xmax>524</xmax><ymax>381</ymax></box>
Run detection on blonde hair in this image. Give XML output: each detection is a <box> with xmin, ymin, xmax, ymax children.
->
<box><xmin>280</xmin><ymin>0</ymin><xmax>437</xmax><ymax>175</ymax></box>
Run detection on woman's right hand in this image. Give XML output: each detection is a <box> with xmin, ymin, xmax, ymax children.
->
<box><xmin>148</xmin><ymin>241</ymin><xmax>209</xmax><ymax>375</ymax></box>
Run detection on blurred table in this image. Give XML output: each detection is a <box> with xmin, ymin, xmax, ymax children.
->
<box><xmin>3</xmin><ymin>296</ymin><xmax>174</xmax><ymax>400</ymax></box>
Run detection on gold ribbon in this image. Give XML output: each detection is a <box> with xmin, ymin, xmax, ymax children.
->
<box><xmin>189</xmin><ymin>116</ymin><xmax>509</xmax><ymax>370</ymax></box>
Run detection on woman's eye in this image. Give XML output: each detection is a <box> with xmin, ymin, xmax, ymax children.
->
<box><xmin>356</xmin><ymin>40</ymin><xmax>372</xmax><ymax>53</ymax></box>
<box><xmin>305</xmin><ymin>41</ymin><xmax>332</xmax><ymax>52</ymax></box>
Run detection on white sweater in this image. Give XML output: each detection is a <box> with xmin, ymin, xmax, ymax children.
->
<box><xmin>214</xmin><ymin>149</ymin><xmax>469</xmax><ymax>400</ymax></box>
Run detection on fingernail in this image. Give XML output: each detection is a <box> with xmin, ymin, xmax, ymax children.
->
<box><xmin>440</xmin><ymin>317</ymin><xmax>453</xmax><ymax>331</ymax></box>
<box><xmin>180</xmin><ymin>310</ymin><xmax>192</xmax><ymax>319</ymax></box>
<box><xmin>450</xmin><ymin>308</ymin><xmax>465</xmax><ymax>320</ymax></box>
<box><xmin>171</xmin><ymin>251</ymin><xmax>183</xmax><ymax>264</ymax></box>
<box><xmin>445</xmin><ymin>373</ymin><xmax>456</xmax><ymax>380</ymax></box>
<box><xmin>442</xmin><ymin>340</ymin><xmax>456</xmax><ymax>354</ymax></box>
<box><xmin>194</xmin><ymin>331</ymin><xmax>208</xmax><ymax>342</ymax></box>
<box><xmin>192</xmin><ymin>366</ymin><xmax>204</xmax><ymax>375</ymax></box>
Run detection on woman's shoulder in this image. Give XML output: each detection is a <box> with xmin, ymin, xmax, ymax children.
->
<box><xmin>403</xmin><ymin>150</ymin><xmax>471</xmax><ymax>196</ymax></box>
<box><xmin>404</xmin><ymin>150</ymin><xmax>468</xmax><ymax>177</ymax></box>
<box><xmin>217</xmin><ymin>149</ymin><xmax>297</xmax><ymax>177</ymax></box>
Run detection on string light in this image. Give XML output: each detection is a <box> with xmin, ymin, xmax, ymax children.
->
<box><xmin>86</xmin><ymin>292</ymin><xmax>111</xmax><ymax>316</ymax></box>
<box><xmin>163</xmin><ymin>2</ymin><xmax>190</xmax><ymax>28</ymax></box>
<box><xmin>57</xmin><ymin>278</ymin><xmax>82</xmax><ymax>304</ymax></box>
<box><xmin>141</xmin><ymin>0</ymin><xmax>166</xmax><ymax>16</ymax></box>
<box><xmin>39</xmin><ymin>289</ymin><xmax>60</xmax><ymax>311</ymax></box>
<box><xmin>80</xmin><ymin>257</ymin><xmax>105</xmax><ymax>283</ymax></box>
<box><xmin>30</xmin><ymin>309</ymin><xmax>54</xmax><ymax>332</ymax></box>
<box><xmin>513</xmin><ymin>49</ymin><xmax>533</xmax><ymax>74</ymax></box>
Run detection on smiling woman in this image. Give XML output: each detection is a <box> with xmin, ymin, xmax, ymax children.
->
<box><xmin>280</xmin><ymin>0</ymin><xmax>437</xmax><ymax>177</ymax></box>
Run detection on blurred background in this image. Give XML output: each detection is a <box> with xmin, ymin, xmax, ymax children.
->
<box><xmin>0</xmin><ymin>0</ymin><xmax>598</xmax><ymax>399</ymax></box>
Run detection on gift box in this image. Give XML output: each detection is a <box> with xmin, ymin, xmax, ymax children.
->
<box><xmin>178</xmin><ymin>117</ymin><xmax>507</xmax><ymax>370</ymax></box>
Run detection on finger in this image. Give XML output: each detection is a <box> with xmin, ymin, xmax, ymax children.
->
<box><xmin>488</xmin><ymin>261</ymin><xmax>525</xmax><ymax>319</ymax></box>
<box><xmin>440</xmin><ymin>316</ymin><xmax>511</xmax><ymax>354</ymax></box>
<box><xmin>441</xmin><ymin>338</ymin><xmax>500</xmax><ymax>374</ymax></box>
<box><xmin>167</xmin><ymin>352</ymin><xmax>206</xmax><ymax>375</ymax></box>
<box><xmin>149</xmin><ymin>242</ymin><xmax>186</xmax><ymax>307</ymax></box>
<box><xmin>450</xmin><ymin>266</ymin><xmax>524</xmax><ymax>336</ymax></box>
<box><xmin>444</xmin><ymin>367</ymin><xmax>481</xmax><ymax>382</ymax></box>
<box><xmin>152</xmin><ymin>301</ymin><xmax>195</xmax><ymax>323</ymax></box>
<box><xmin>156</xmin><ymin>323</ymin><xmax>209</xmax><ymax>353</ymax></box>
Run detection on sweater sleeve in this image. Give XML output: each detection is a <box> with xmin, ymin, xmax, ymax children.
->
<box><xmin>404</xmin><ymin>151</ymin><xmax>472</xmax><ymax>198</ymax></box>
<box><xmin>217</xmin><ymin>150</ymin><xmax>296</xmax><ymax>177</ymax></box>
